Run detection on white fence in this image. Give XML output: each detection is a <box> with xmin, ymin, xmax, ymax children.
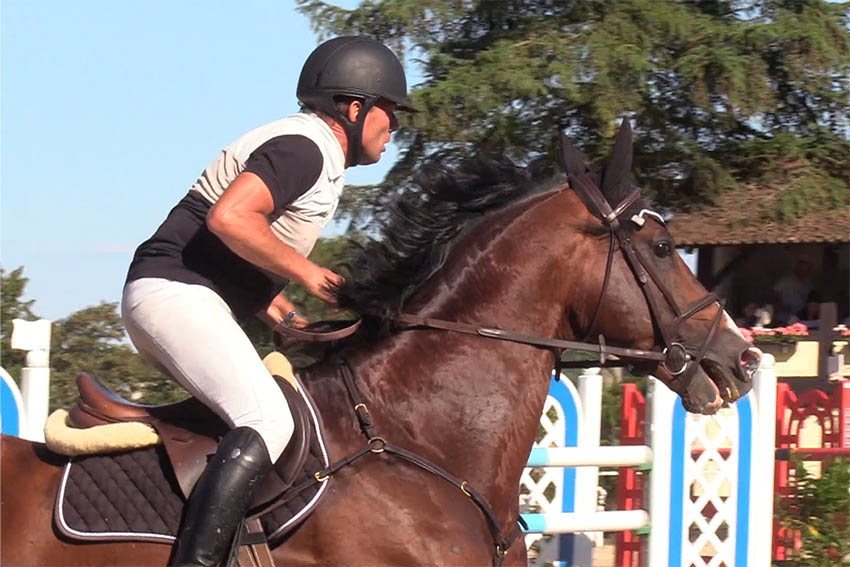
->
<box><xmin>1</xmin><ymin>318</ymin><xmax>52</xmax><ymax>441</ymax></box>
<box><xmin>521</xmin><ymin>357</ymin><xmax>779</xmax><ymax>567</ymax></box>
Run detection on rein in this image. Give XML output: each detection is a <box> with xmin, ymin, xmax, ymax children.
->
<box><xmin>368</xmin><ymin>143</ymin><xmax>725</xmax><ymax>387</ymax></box>
<box><xmin>277</xmin><ymin>144</ymin><xmax>724</xmax><ymax>387</ymax></box>
<box><xmin>392</xmin><ymin>313</ymin><xmax>664</xmax><ymax>375</ymax></box>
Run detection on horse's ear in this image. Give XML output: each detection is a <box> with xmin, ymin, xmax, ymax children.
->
<box><xmin>558</xmin><ymin>131</ymin><xmax>588</xmax><ymax>177</ymax></box>
<box><xmin>600</xmin><ymin>119</ymin><xmax>633</xmax><ymax>200</ymax></box>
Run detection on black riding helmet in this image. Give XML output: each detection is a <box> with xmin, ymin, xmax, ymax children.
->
<box><xmin>297</xmin><ymin>36</ymin><xmax>416</xmax><ymax>166</ymax></box>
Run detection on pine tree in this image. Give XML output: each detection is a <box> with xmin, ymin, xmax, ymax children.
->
<box><xmin>298</xmin><ymin>0</ymin><xmax>850</xmax><ymax>222</ymax></box>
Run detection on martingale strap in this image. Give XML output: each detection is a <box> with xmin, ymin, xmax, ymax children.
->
<box><xmin>335</xmin><ymin>362</ymin><xmax>527</xmax><ymax>565</ymax></box>
<box><xmin>247</xmin><ymin>361</ymin><xmax>527</xmax><ymax>565</ymax></box>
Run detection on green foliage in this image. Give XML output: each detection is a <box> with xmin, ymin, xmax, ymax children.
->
<box><xmin>726</xmin><ymin>128</ymin><xmax>850</xmax><ymax>219</ymax></box>
<box><xmin>775</xmin><ymin>457</ymin><xmax>850</xmax><ymax>566</ymax></box>
<box><xmin>0</xmin><ymin>266</ymin><xmax>35</xmax><ymax>383</ymax></box>
<box><xmin>298</xmin><ymin>0</ymin><xmax>850</xmax><ymax>220</ymax></box>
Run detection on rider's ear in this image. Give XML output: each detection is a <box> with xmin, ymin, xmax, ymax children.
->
<box><xmin>347</xmin><ymin>100</ymin><xmax>363</xmax><ymax>123</ymax></box>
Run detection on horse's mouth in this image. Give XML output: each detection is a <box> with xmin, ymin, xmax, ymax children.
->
<box><xmin>701</xmin><ymin>358</ymin><xmax>741</xmax><ymax>405</ymax></box>
<box><xmin>647</xmin><ymin>344</ymin><xmax>761</xmax><ymax>415</ymax></box>
<box><xmin>701</xmin><ymin>347</ymin><xmax>760</xmax><ymax>407</ymax></box>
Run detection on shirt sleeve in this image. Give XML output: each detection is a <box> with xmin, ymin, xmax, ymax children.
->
<box><xmin>243</xmin><ymin>135</ymin><xmax>323</xmax><ymax>211</ymax></box>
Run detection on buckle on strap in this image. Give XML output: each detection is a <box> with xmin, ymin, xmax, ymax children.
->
<box><xmin>493</xmin><ymin>516</ymin><xmax>530</xmax><ymax>564</ymax></box>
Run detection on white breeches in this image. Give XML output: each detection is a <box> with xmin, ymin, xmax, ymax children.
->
<box><xmin>121</xmin><ymin>278</ymin><xmax>293</xmax><ymax>461</ymax></box>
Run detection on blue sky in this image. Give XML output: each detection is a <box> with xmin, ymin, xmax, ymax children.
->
<box><xmin>2</xmin><ymin>0</ymin><xmax>396</xmax><ymax>320</ymax></box>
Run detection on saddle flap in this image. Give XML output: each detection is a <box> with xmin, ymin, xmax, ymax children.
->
<box><xmin>250</xmin><ymin>377</ymin><xmax>313</xmax><ymax>510</ymax></box>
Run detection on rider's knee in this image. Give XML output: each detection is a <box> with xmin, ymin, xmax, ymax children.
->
<box><xmin>240</xmin><ymin>411</ymin><xmax>294</xmax><ymax>462</ymax></box>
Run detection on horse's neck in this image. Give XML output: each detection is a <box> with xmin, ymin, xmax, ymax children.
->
<box><xmin>347</xmin><ymin>193</ymin><xmax>586</xmax><ymax>518</ymax></box>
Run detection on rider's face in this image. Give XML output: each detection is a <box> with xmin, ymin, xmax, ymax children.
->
<box><xmin>358</xmin><ymin>99</ymin><xmax>398</xmax><ymax>165</ymax></box>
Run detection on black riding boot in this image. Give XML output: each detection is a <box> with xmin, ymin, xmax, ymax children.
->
<box><xmin>171</xmin><ymin>427</ymin><xmax>273</xmax><ymax>567</ymax></box>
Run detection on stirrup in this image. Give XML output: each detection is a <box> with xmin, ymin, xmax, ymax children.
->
<box><xmin>228</xmin><ymin>518</ymin><xmax>275</xmax><ymax>567</ymax></box>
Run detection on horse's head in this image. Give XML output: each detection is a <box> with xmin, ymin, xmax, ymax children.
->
<box><xmin>561</xmin><ymin>121</ymin><xmax>761</xmax><ymax>414</ymax></box>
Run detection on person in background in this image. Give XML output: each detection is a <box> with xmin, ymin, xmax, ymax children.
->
<box><xmin>772</xmin><ymin>259</ymin><xmax>814</xmax><ymax>326</ymax></box>
<box><xmin>800</xmin><ymin>291</ymin><xmax>822</xmax><ymax>330</ymax></box>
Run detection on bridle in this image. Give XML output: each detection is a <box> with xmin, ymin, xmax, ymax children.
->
<box><xmin>563</xmin><ymin>143</ymin><xmax>725</xmax><ymax>394</ymax></box>
<box><xmin>391</xmin><ymin>133</ymin><xmax>726</xmax><ymax>396</ymax></box>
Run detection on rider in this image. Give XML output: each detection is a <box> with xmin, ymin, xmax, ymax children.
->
<box><xmin>121</xmin><ymin>36</ymin><xmax>416</xmax><ymax>566</ymax></box>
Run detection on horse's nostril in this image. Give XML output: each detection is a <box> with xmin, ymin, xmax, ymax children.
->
<box><xmin>741</xmin><ymin>347</ymin><xmax>762</xmax><ymax>374</ymax></box>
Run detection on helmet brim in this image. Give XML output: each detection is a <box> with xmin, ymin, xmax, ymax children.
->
<box><xmin>384</xmin><ymin>94</ymin><xmax>418</xmax><ymax>113</ymax></box>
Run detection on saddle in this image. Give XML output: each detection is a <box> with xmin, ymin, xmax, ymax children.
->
<box><xmin>67</xmin><ymin>372</ymin><xmax>313</xmax><ymax>510</ymax></box>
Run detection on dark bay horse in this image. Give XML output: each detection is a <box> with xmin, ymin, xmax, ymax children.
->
<box><xmin>1</xmin><ymin>124</ymin><xmax>759</xmax><ymax>566</ymax></box>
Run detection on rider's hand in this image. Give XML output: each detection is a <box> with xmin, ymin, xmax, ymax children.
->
<box><xmin>285</xmin><ymin>310</ymin><xmax>310</xmax><ymax>329</ymax></box>
<box><xmin>302</xmin><ymin>267</ymin><xmax>344</xmax><ymax>304</ymax></box>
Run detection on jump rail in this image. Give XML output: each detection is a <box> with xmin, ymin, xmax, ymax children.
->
<box><xmin>522</xmin><ymin>445</ymin><xmax>653</xmax><ymax>536</ymax></box>
<box><xmin>520</xmin><ymin>369</ymin><xmax>654</xmax><ymax>567</ymax></box>
<box><xmin>526</xmin><ymin>445</ymin><xmax>653</xmax><ymax>468</ymax></box>
<box><xmin>521</xmin><ymin>510</ymin><xmax>650</xmax><ymax>534</ymax></box>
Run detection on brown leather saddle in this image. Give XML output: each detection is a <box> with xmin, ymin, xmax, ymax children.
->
<box><xmin>67</xmin><ymin>372</ymin><xmax>313</xmax><ymax>510</ymax></box>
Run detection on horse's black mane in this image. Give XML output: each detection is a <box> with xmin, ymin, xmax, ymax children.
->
<box><xmin>335</xmin><ymin>126</ymin><xmax>651</xmax><ymax>331</ymax></box>
<box><xmin>335</xmin><ymin>157</ymin><xmax>562</xmax><ymax>321</ymax></box>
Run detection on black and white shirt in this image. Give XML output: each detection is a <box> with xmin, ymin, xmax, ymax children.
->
<box><xmin>126</xmin><ymin>111</ymin><xmax>346</xmax><ymax>321</ymax></box>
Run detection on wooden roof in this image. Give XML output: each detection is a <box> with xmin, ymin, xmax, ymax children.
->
<box><xmin>667</xmin><ymin>186</ymin><xmax>850</xmax><ymax>246</ymax></box>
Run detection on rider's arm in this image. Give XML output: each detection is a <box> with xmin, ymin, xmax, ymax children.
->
<box><xmin>207</xmin><ymin>171</ymin><xmax>340</xmax><ymax>303</ymax></box>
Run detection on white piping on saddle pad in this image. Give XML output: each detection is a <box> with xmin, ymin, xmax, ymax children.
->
<box><xmin>266</xmin><ymin>371</ymin><xmax>332</xmax><ymax>541</ymax></box>
<box><xmin>56</xmin><ymin>462</ymin><xmax>177</xmax><ymax>543</ymax></box>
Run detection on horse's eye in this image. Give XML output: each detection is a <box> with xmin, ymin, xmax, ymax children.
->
<box><xmin>653</xmin><ymin>241</ymin><xmax>672</xmax><ymax>258</ymax></box>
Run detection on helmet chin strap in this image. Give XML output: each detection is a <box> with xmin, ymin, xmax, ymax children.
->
<box><xmin>338</xmin><ymin>97</ymin><xmax>377</xmax><ymax>168</ymax></box>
